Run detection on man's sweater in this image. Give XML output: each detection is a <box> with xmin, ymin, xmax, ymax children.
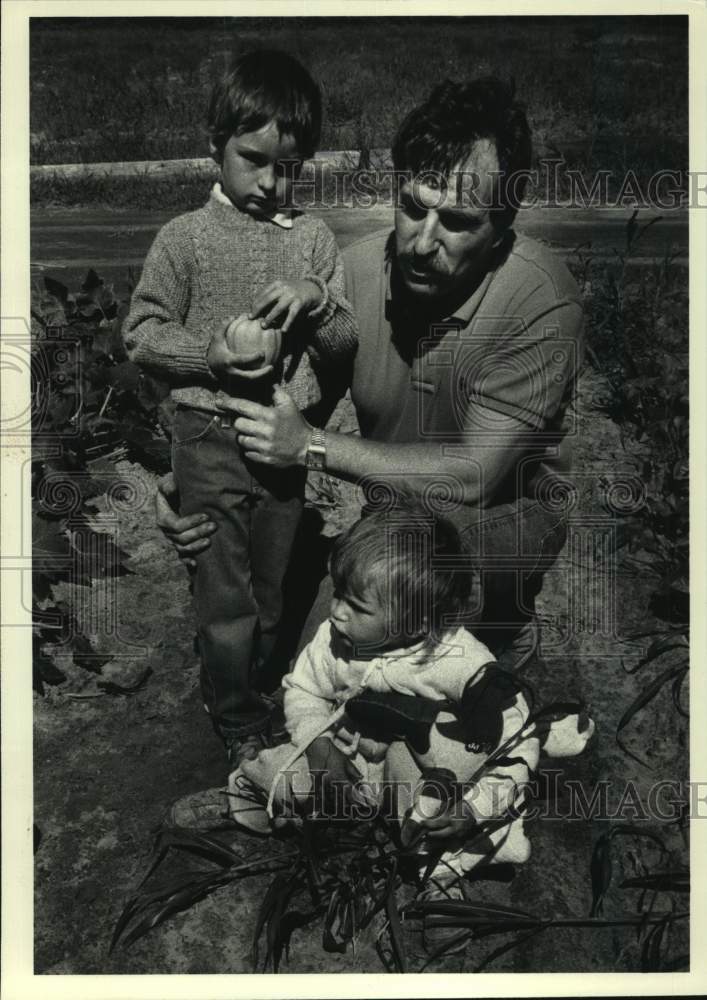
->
<box><xmin>123</xmin><ymin>188</ymin><xmax>359</xmax><ymax>411</ymax></box>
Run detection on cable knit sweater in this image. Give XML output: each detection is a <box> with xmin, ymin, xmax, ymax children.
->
<box><xmin>123</xmin><ymin>187</ymin><xmax>359</xmax><ymax>411</ymax></box>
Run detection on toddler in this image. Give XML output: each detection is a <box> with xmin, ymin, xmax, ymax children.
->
<box><xmin>229</xmin><ymin>504</ymin><xmax>594</xmax><ymax>881</ymax></box>
<box><xmin>124</xmin><ymin>51</ymin><xmax>358</xmax><ymax>767</ymax></box>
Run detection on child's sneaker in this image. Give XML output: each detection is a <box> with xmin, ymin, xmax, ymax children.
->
<box><xmin>225</xmin><ymin>731</ymin><xmax>271</xmax><ymax>769</ymax></box>
<box><xmin>166</xmin><ymin>786</ymin><xmax>233</xmax><ymax>830</ymax></box>
<box><xmin>261</xmin><ymin>690</ymin><xmax>288</xmax><ymax>744</ymax></box>
<box><xmin>418</xmin><ymin>879</ymin><xmax>469</xmax><ymax>955</ymax></box>
<box><xmin>219</xmin><ymin>718</ymin><xmax>273</xmax><ymax>769</ymax></box>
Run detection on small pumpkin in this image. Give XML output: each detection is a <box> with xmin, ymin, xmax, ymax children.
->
<box><xmin>225</xmin><ymin>314</ymin><xmax>282</xmax><ymax>377</ymax></box>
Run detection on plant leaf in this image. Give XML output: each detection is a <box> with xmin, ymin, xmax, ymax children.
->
<box><xmin>671</xmin><ymin>667</ymin><xmax>689</xmax><ymax>718</ymax></box>
<box><xmin>616</xmin><ymin>663</ymin><xmax>688</xmax><ymax>767</ymax></box>
<box><xmin>252</xmin><ymin>873</ymin><xmax>290</xmax><ymax>970</ymax></box>
<box><xmin>120</xmin><ymin>872</ymin><xmax>231</xmax><ymax>948</ymax></box>
<box><xmin>621</xmin><ymin>871</ymin><xmax>689</xmax><ymax>893</ymax></box>
<box><xmin>472</xmin><ymin>926</ymin><xmax>546</xmax><ymax>972</ymax></box>
<box><xmin>384</xmin><ymin>877</ymin><xmax>407</xmax><ymax>972</ymax></box>
<box><xmin>590</xmin><ymin>834</ymin><xmax>613</xmax><ymax>917</ymax></box>
<box><xmin>44</xmin><ymin>275</ymin><xmax>69</xmax><ymax>302</ymax></box>
<box><xmin>161</xmin><ymin>826</ymin><xmax>246</xmax><ymax>868</ymax></box>
<box><xmin>625</xmin><ymin>634</ymin><xmax>689</xmax><ymax>674</ymax></box>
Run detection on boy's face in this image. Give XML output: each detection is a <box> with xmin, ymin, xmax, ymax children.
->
<box><xmin>213</xmin><ymin>121</ymin><xmax>301</xmax><ymax>217</ymax></box>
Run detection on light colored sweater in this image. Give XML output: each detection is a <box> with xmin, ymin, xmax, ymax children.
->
<box><xmin>123</xmin><ymin>186</ymin><xmax>359</xmax><ymax>411</ymax></box>
<box><xmin>282</xmin><ymin>621</ymin><xmax>497</xmax><ymax>755</ymax></box>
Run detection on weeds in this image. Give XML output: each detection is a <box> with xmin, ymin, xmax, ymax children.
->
<box><xmin>31</xmin><ymin>270</ymin><xmax>171</xmax><ymax>691</ymax></box>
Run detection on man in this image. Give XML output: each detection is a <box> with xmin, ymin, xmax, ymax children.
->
<box><xmin>160</xmin><ymin>79</ymin><xmax>586</xmax><ymax>923</ymax></box>
<box><xmin>159</xmin><ymin>77</ymin><xmax>584</xmax><ymax>665</ymax></box>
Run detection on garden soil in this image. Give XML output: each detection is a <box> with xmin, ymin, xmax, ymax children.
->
<box><xmin>33</xmin><ymin>371</ymin><xmax>689</xmax><ymax>975</ymax></box>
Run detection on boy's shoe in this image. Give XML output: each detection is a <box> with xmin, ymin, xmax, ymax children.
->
<box><xmin>219</xmin><ymin>717</ymin><xmax>273</xmax><ymax>769</ymax></box>
<box><xmin>166</xmin><ymin>786</ymin><xmax>233</xmax><ymax>831</ymax></box>
<box><xmin>418</xmin><ymin>879</ymin><xmax>470</xmax><ymax>956</ymax></box>
<box><xmin>225</xmin><ymin>729</ymin><xmax>271</xmax><ymax>769</ymax></box>
<box><xmin>261</xmin><ymin>690</ymin><xmax>288</xmax><ymax>744</ymax></box>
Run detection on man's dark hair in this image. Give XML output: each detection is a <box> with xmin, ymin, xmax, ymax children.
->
<box><xmin>208</xmin><ymin>50</ymin><xmax>322</xmax><ymax>160</ymax></box>
<box><xmin>391</xmin><ymin>77</ymin><xmax>532</xmax><ymax>230</ymax></box>
<box><xmin>329</xmin><ymin>500</ymin><xmax>472</xmax><ymax>651</ymax></box>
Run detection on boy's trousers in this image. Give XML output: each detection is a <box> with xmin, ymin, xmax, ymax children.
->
<box><xmin>172</xmin><ymin>404</ymin><xmax>305</xmax><ymax>736</ymax></box>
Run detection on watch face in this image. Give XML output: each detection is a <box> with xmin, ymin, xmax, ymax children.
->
<box><xmin>306</xmin><ymin>445</ymin><xmax>326</xmax><ymax>471</ymax></box>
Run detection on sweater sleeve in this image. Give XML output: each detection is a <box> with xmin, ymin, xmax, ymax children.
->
<box><xmin>281</xmin><ymin>623</ymin><xmax>341</xmax><ymax>747</ymax></box>
<box><xmin>462</xmin><ymin>691</ymin><xmax>540</xmax><ymax>822</ymax></box>
<box><xmin>303</xmin><ymin>221</ymin><xmax>359</xmax><ymax>364</ymax></box>
<box><xmin>122</xmin><ymin>221</ymin><xmax>216</xmax><ymax>382</ymax></box>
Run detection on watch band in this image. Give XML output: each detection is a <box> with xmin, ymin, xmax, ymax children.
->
<box><xmin>305</xmin><ymin>427</ymin><xmax>327</xmax><ymax>471</ymax></box>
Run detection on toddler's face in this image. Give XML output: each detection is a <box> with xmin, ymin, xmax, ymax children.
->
<box><xmin>215</xmin><ymin>121</ymin><xmax>301</xmax><ymax>217</ymax></box>
<box><xmin>329</xmin><ymin>586</ymin><xmax>394</xmax><ymax>655</ymax></box>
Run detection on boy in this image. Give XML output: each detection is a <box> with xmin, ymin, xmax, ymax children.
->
<box><xmin>123</xmin><ymin>50</ymin><xmax>358</xmax><ymax>768</ymax></box>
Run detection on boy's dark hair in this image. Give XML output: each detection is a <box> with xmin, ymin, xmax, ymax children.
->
<box><xmin>208</xmin><ymin>50</ymin><xmax>322</xmax><ymax>160</ymax></box>
<box><xmin>329</xmin><ymin>500</ymin><xmax>472</xmax><ymax>651</ymax></box>
<box><xmin>391</xmin><ymin>77</ymin><xmax>532</xmax><ymax>231</ymax></box>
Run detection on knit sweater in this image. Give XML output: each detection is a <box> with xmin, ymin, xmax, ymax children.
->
<box><xmin>123</xmin><ymin>187</ymin><xmax>359</xmax><ymax>411</ymax></box>
<box><xmin>283</xmin><ymin>622</ymin><xmax>497</xmax><ymax>760</ymax></box>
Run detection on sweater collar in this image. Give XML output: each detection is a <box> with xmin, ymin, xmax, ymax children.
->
<box><xmin>210</xmin><ymin>182</ymin><xmax>293</xmax><ymax>229</ymax></box>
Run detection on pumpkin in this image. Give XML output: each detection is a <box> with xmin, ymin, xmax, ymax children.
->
<box><xmin>225</xmin><ymin>314</ymin><xmax>282</xmax><ymax>377</ymax></box>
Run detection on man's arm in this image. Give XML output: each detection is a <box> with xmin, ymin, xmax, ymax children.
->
<box><xmin>220</xmin><ymin>386</ymin><xmax>537</xmax><ymax>509</ymax></box>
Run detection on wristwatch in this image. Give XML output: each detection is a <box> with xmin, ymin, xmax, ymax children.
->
<box><xmin>305</xmin><ymin>427</ymin><xmax>327</xmax><ymax>471</ymax></box>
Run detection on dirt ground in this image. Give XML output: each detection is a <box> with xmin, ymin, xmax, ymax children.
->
<box><xmin>33</xmin><ymin>371</ymin><xmax>689</xmax><ymax>975</ymax></box>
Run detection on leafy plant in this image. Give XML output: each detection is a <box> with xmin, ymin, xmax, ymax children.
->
<box><xmin>32</xmin><ymin>270</ymin><xmax>171</xmax><ymax>692</ymax></box>
<box><xmin>110</xmin><ymin>697</ymin><xmax>682</xmax><ymax>973</ymax></box>
<box><xmin>569</xmin><ymin>212</ymin><xmax>689</xmax><ymax>622</ymax></box>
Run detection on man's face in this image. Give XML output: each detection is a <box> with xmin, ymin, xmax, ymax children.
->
<box><xmin>213</xmin><ymin>122</ymin><xmax>301</xmax><ymax>217</ymax></box>
<box><xmin>394</xmin><ymin>140</ymin><xmax>503</xmax><ymax>308</ymax></box>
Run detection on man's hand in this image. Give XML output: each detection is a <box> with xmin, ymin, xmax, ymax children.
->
<box><xmin>155</xmin><ymin>473</ymin><xmax>217</xmax><ymax>569</ymax></box>
<box><xmin>218</xmin><ymin>385</ymin><xmax>312</xmax><ymax>467</ymax></box>
<box><xmin>306</xmin><ymin>736</ymin><xmax>361</xmax><ymax>814</ymax></box>
<box><xmin>249</xmin><ymin>279</ymin><xmax>322</xmax><ymax>332</ymax></box>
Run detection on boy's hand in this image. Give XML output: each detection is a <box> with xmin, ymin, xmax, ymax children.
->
<box><xmin>207</xmin><ymin>315</ymin><xmax>277</xmax><ymax>380</ymax></box>
<box><xmin>249</xmin><ymin>279</ymin><xmax>322</xmax><ymax>332</ymax></box>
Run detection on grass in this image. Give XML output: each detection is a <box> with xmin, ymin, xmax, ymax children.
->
<box><xmin>32</xmin><ymin>15</ymin><xmax>687</xmax><ymax>177</ymax></box>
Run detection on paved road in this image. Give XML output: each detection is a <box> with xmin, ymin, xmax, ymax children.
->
<box><xmin>31</xmin><ymin>205</ymin><xmax>688</xmax><ymax>296</ymax></box>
